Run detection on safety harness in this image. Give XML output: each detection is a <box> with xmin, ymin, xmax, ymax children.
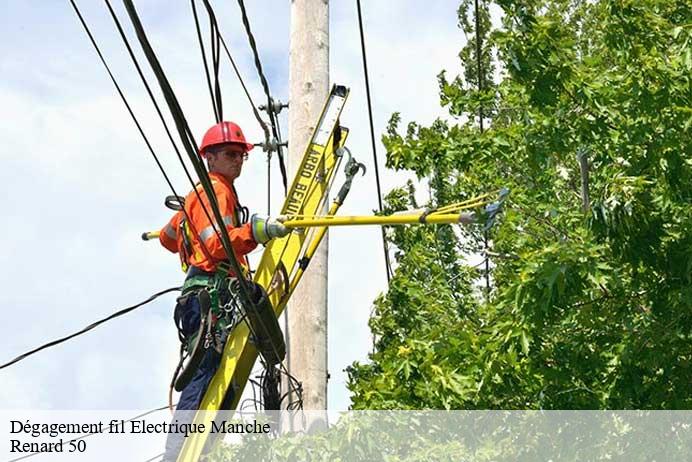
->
<box><xmin>170</xmin><ymin>263</ymin><xmax>240</xmax><ymax>397</ymax></box>
<box><xmin>166</xmin><ymin>192</ymin><xmax>285</xmax><ymax>409</ymax></box>
<box><xmin>165</xmin><ymin>190</ymin><xmax>249</xmax><ymax>404</ymax></box>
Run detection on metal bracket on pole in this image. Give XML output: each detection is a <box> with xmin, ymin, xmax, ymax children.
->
<box><xmin>255</xmin><ymin>138</ymin><xmax>288</xmax><ymax>153</ymax></box>
<box><xmin>259</xmin><ymin>98</ymin><xmax>288</xmax><ymax>115</ymax></box>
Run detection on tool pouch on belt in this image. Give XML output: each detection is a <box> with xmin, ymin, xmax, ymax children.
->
<box><xmin>176</xmin><ymin>270</ymin><xmax>233</xmax><ymax>351</ymax></box>
<box><xmin>173</xmin><ymin>288</ymin><xmax>213</xmax><ymax>392</ymax></box>
<box><xmin>171</xmin><ymin>264</ymin><xmax>244</xmax><ymax>392</ymax></box>
<box><xmin>244</xmin><ymin>281</ymin><xmax>286</xmax><ymax>366</ymax></box>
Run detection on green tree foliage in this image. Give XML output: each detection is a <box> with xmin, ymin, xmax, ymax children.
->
<box><xmin>348</xmin><ymin>0</ymin><xmax>692</xmax><ymax>409</ymax></box>
<box><xmin>209</xmin><ymin>412</ymin><xmax>692</xmax><ymax>461</ymax></box>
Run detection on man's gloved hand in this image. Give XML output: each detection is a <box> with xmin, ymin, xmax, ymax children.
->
<box><xmin>251</xmin><ymin>214</ymin><xmax>290</xmax><ymax>244</ymax></box>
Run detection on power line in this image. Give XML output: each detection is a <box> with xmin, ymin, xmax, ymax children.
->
<box><xmin>142</xmin><ymin>453</ymin><xmax>165</xmax><ymax>462</ymax></box>
<box><xmin>121</xmin><ymin>0</ymin><xmax>250</xmax><ymax>302</ymax></box>
<box><xmin>234</xmin><ymin>0</ymin><xmax>272</xmax><ymax>104</ymax></box>
<box><xmin>73</xmin><ymin>0</ymin><xmax>299</xmax><ymax>414</ymax></box>
<box><xmin>121</xmin><ymin>0</ymin><xmax>295</xmax><ymax>396</ymax></box>
<box><xmin>71</xmin><ymin>0</ymin><xmax>220</xmax><ymax>269</ymax></box>
<box><xmin>101</xmin><ymin>1</ymin><xmax>296</xmax><ymax>407</ymax></box>
<box><xmin>191</xmin><ymin>0</ymin><xmax>223</xmax><ymax>122</ymax></box>
<box><xmin>191</xmin><ymin>0</ymin><xmax>267</xmax><ymax>255</ymax></box>
<box><xmin>218</xmin><ymin>31</ymin><xmax>271</xmax><ymax>142</ymax></box>
<box><xmin>356</xmin><ymin>0</ymin><xmax>393</xmax><ymax>283</ymax></box>
<box><xmin>0</xmin><ymin>287</ymin><xmax>179</xmax><ymax>371</ymax></box>
<box><xmin>8</xmin><ymin>405</ymin><xmax>172</xmax><ymax>462</ymax></box>
<box><xmin>72</xmin><ymin>0</ymin><xmax>215</xmax><ymax>265</ymax></box>
<box><xmin>235</xmin><ymin>0</ymin><xmax>287</xmax><ymax>193</ymax></box>
<box><xmin>192</xmin><ymin>0</ymin><xmax>276</xmax><ymax>213</ymax></box>
<box><xmin>196</xmin><ymin>0</ymin><xmax>272</xmax><ymax>145</ymax></box>
<box><xmin>473</xmin><ymin>0</ymin><xmax>491</xmax><ymax>298</ymax></box>
<box><xmin>103</xmin><ymin>1</ymin><xmax>225</xmax><ymax>267</ymax></box>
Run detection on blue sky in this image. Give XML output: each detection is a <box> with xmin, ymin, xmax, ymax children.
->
<box><xmin>0</xmin><ymin>1</ymin><xmax>467</xmax><ymax>411</ymax></box>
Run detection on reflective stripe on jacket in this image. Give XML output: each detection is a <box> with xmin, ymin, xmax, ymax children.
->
<box><xmin>158</xmin><ymin>172</ymin><xmax>258</xmax><ymax>273</ymax></box>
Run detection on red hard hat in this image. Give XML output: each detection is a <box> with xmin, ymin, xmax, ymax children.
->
<box><xmin>199</xmin><ymin>121</ymin><xmax>254</xmax><ymax>156</ymax></box>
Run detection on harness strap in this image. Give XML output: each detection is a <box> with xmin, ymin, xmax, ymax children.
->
<box><xmin>181</xmin><ymin>275</ymin><xmax>215</xmax><ymax>294</ymax></box>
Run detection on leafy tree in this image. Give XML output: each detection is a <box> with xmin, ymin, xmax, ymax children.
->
<box><xmin>347</xmin><ymin>0</ymin><xmax>692</xmax><ymax>410</ymax></box>
<box><xmin>206</xmin><ymin>1</ymin><xmax>690</xmax><ymax>459</ymax></box>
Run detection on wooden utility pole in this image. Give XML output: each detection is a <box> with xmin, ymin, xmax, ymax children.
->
<box><xmin>286</xmin><ymin>0</ymin><xmax>329</xmax><ymax>419</ymax></box>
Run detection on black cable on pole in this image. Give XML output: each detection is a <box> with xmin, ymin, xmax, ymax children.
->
<box><xmin>0</xmin><ymin>287</ymin><xmax>180</xmax><ymax>371</ymax></box>
<box><xmin>190</xmin><ymin>0</ymin><xmax>221</xmax><ymax>122</ymax></box>
<box><xmin>103</xmin><ymin>0</ymin><xmax>249</xmax><ymax>274</ymax></box>
<box><xmin>267</xmin><ymin>109</ymin><xmax>287</xmax><ymax>194</ymax></box>
<box><xmin>71</xmin><ymin>0</ymin><xmax>218</xmax><ymax>262</ymax></box>
<box><xmin>193</xmin><ymin>0</ymin><xmax>273</xmax><ymax>146</ymax></box>
<box><xmin>142</xmin><ymin>453</ymin><xmax>164</xmax><ymax>462</ymax></box>
<box><xmin>121</xmin><ymin>0</ymin><xmax>291</xmax><ymax>375</ymax></box>
<box><xmin>70</xmin><ymin>0</ymin><xmax>297</xmax><ymax>411</ymax></box>
<box><xmin>8</xmin><ymin>405</ymin><xmax>173</xmax><ymax>462</ymax></box>
<box><xmin>194</xmin><ymin>0</ymin><xmax>280</xmax><ymax>214</ymax></box>
<box><xmin>235</xmin><ymin>0</ymin><xmax>288</xmax><ymax>193</ymax></box>
<box><xmin>213</xmin><ymin>15</ymin><xmax>276</xmax><ymax>214</ymax></box>
<box><xmin>199</xmin><ymin>0</ymin><xmax>224</xmax><ymax>123</ymax></box>
<box><xmin>234</xmin><ymin>0</ymin><xmax>272</xmax><ymax>110</ymax></box>
<box><xmin>121</xmin><ymin>0</ymin><xmax>249</xmax><ymax>293</ymax></box>
<box><xmin>268</xmin><ymin>107</ymin><xmax>288</xmax><ymax>199</ymax></box>
<box><xmin>208</xmin><ymin>2</ymin><xmax>222</xmax><ymax>121</ymax></box>
<box><xmin>91</xmin><ymin>1</ymin><xmax>286</xmax><ymax>395</ymax></box>
<box><xmin>90</xmin><ymin>0</ymin><xmax>217</xmax><ymax>261</ymax></box>
<box><xmin>473</xmin><ymin>0</ymin><xmax>491</xmax><ymax>297</ymax></box>
<box><xmin>69</xmin><ymin>0</ymin><xmax>277</xmax><ymax>390</ymax></box>
<box><xmin>217</xmin><ymin>33</ymin><xmax>269</xmax><ymax>139</ymax></box>
<box><xmin>268</xmin><ymin>111</ymin><xmax>285</xmax><ymax>214</ymax></box>
<box><xmin>356</xmin><ymin>0</ymin><xmax>393</xmax><ymax>283</ymax></box>
<box><xmin>198</xmin><ymin>0</ymin><xmax>278</xmax><ymax>215</ymax></box>
<box><xmin>103</xmin><ymin>1</ymin><xmax>239</xmax><ymax>266</ymax></box>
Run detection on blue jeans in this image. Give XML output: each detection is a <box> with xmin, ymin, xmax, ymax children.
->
<box><xmin>175</xmin><ymin>293</ymin><xmax>223</xmax><ymax>410</ymax></box>
<box><xmin>163</xmin><ymin>292</ymin><xmax>225</xmax><ymax>461</ymax></box>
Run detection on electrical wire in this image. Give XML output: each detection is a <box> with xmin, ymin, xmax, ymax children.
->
<box><xmin>73</xmin><ymin>0</ymin><xmax>300</xmax><ymax>413</ymax></box>
<box><xmin>121</xmin><ymin>0</ymin><xmax>247</xmax><ymax>290</ymax></box>
<box><xmin>217</xmin><ymin>33</ymin><xmax>270</xmax><ymax>141</ymax></box>
<box><xmin>473</xmin><ymin>0</ymin><xmax>491</xmax><ymax>297</ymax></box>
<box><xmin>241</xmin><ymin>365</ymin><xmax>303</xmax><ymax>412</ymax></box>
<box><xmin>104</xmin><ymin>0</ymin><xmax>255</xmax><ymax>283</ymax></box>
<box><xmin>0</xmin><ymin>287</ymin><xmax>179</xmax><ymax>370</ymax></box>
<box><xmin>99</xmin><ymin>0</ymin><xmax>216</xmax><ymax>263</ymax></box>
<box><xmin>141</xmin><ymin>453</ymin><xmax>165</xmax><ymax>462</ymax></box>
<box><xmin>193</xmin><ymin>0</ymin><xmax>276</xmax><ymax>161</ymax></box>
<box><xmin>191</xmin><ymin>0</ymin><xmax>222</xmax><ymax>122</ymax></box>
<box><xmin>193</xmin><ymin>0</ymin><xmax>281</xmax><ymax>216</ymax></box>
<box><xmin>234</xmin><ymin>0</ymin><xmax>272</xmax><ymax>122</ymax></box>
<box><xmin>7</xmin><ymin>405</ymin><xmax>173</xmax><ymax>462</ymax></box>
<box><xmin>193</xmin><ymin>0</ymin><xmax>260</xmax><ymax>236</ymax></box>
<box><xmin>121</xmin><ymin>0</ymin><xmax>293</xmax><ymax>386</ymax></box>
<box><xmin>235</xmin><ymin>0</ymin><xmax>288</xmax><ymax>192</ymax></box>
<box><xmin>194</xmin><ymin>0</ymin><xmax>276</xmax><ymax>212</ymax></box>
<box><xmin>356</xmin><ymin>0</ymin><xmax>393</xmax><ymax>283</ymax></box>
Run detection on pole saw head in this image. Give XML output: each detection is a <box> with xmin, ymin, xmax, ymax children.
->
<box><xmin>481</xmin><ymin>187</ymin><xmax>510</xmax><ymax>231</ymax></box>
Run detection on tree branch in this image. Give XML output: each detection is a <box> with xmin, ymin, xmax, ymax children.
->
<box><xmin>577</xmin><ymin>146</ymin><xmax>590</xmax><ymax>213</ymax></box>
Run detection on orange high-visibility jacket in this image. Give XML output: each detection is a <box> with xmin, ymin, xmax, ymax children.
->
<box><xmin>159</xmin><ymin>172</ymin><xmax>257</xmax><ymax>273</ymax></box>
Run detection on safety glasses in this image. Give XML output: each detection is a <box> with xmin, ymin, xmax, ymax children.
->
<box><xmin>207</xmin><ymin>146</ymin><xmax>248</xmax><ymax>161</ymax></box>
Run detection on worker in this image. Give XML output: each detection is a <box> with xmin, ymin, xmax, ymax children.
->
<box><xmin>159</xmin><ymin>121</ymin><xmax>288</xmax><ymax>460</ymax></box>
